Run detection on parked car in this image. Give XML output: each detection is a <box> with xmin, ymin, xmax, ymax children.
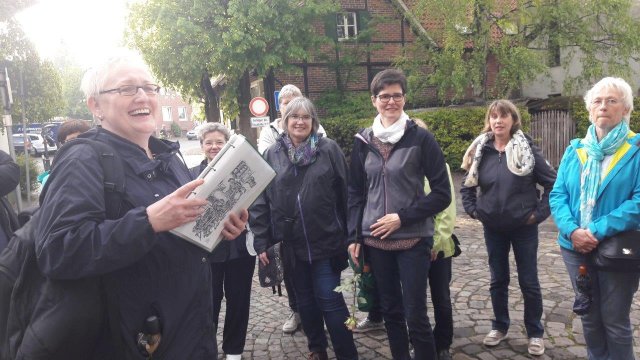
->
<box><xmin>186</xmin><ymin>129</ymin><xmax>198</xmax><ymax>140</ymax></box>
<box><xmin>12</xmin><ymin>133</ymin><xmax>57</xmax><ymax>155</ymax></box>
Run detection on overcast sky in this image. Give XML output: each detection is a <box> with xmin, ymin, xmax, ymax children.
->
<box><xmin>15</xmin><ymin>0</ymin><xmax>131</xmax><ymax>69</ymax></box>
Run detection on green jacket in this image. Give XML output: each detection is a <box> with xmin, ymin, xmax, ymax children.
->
<box><xmin>426</xmin><ymin>164</ymin><xmax>456</xmax><ymax>258</ymax></box>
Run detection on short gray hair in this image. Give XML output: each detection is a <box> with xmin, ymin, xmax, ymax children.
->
<box><xmin>584</xmin><ymin>77</ymin><xmax>634</xmax><ymax>123</ymax></box>
<box><xmin>80</xmin><ymin>49</ymin><xmax>152</xmax><ymax>99</ymax></box>
<box><xmin>279</xmin><ymin>84</ymin><xmax>303</xmax><ymax>105</ymax></box>
<box><xmin>197</xmin><ymin>122</ymin><xmax>231</xmax><ymax>144</ymax></box>
<box><xmin>282</xmin><ymin>97</ymin><xmax>319</xmax><ymax>135</ymax></box>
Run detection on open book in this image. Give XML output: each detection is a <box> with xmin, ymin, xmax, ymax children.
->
<box><xmin>171</xmin><ymin>134</ymin><xmax>275</xmax><ymax>252</ymax></box>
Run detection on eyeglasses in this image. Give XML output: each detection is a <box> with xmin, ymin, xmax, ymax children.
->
<box><xmin>290</xmin><ymin>114</ymin><xmax>312</xmax><ymax>121</ymax></box>
<box><xmin>99</xmin><ymin>84</ymin><xmax>161</xmax><ymax>96</ymax></box>
<box><xmin>376</xmin><ymin>93</ymin><xmax>404</xmax><ymax>103</ymax></box>
<box><xmin>591</xmin><ymin>98</ymin><xmax>620</xmax><ymax>107</ymax></box>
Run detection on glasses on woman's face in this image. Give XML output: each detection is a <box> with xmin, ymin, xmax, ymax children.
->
<box><xmin>290</xmin><ymin>114</ymin><xmax>312</xmax><ymax>121</ymax></box>
<box><xmin>99</xmin><ymin>84</ymin><xmax>161</xmax><ymax>96</ymax></box>
<box><xmin>376</xmin><ymin>93</ymin><xmax>404</xmax><ymax>103</ymax></box>
<box><xmin>591</xmin><ymin>98</ymin><xmax>620</xmax><ymax>107</ymax></box>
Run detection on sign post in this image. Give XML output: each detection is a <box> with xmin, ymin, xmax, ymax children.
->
<box><xmin>249</xmin><ymin>97</ymin><xmax>270</xmax><ymax>129</ymax></box>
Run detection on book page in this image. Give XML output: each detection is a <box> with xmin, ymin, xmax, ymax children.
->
<box><xmin>171</xmin><ymin>134</ymin><xmax>275</xmax><ymax>251</ymax></box>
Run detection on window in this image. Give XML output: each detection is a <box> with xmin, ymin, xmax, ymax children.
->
<box><xmin>162</xmin><ymin>106</ymin><xmax>172</xmax><ymax>122</ymax></box>
<box><xmin>178</xmin><ymin>106</ymin><xmax>187</xmax><ymax>121</ymax></box>
<box><xmin>548</xmin><ymin>40</ymin><xmax>561</xmax><ymax>67</ymax></box>
<box><xmin>337</xmin><ymin>12</ymin><xmax>358</xmax><ymax>41</ymax></box>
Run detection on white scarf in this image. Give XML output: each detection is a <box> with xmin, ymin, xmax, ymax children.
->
<box><xmin>372</xmin><ymin>112</ymin><xmax>409</xmax><ymax>144</ymax></box>
<box><xmin>462</xmin><ymin>130</ymin><xmax>535</xmax><ymax>187</ymax></box>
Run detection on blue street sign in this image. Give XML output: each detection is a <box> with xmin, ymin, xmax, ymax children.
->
<box><xmin>274</xmin><ymin>91</ymin><xmax>280</xmax><ymax>112</ymax></box>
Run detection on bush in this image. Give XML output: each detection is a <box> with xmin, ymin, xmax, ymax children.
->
<box><xmin>410</xmin><ymin>106</ymin><xmax>531</xmax><ymax>170</ymax></box>
<box><xmin>171</xmin><ymin>122</ymin><xmax>182</xmax><ymax>137</ymax></box>
<box><xmin>15</xmin><ymin>154</ymin><xmax>40</xmax><ymax>195</ymax></box>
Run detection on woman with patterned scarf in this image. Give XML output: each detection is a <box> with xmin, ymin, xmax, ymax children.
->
<box><xmin>460</xmin><ymin>99</ymin><xmax>557</xmax><ymax>356</ymax></box>
<box><xmin>550</xmin><ymin>77</ymin><xmax>640</xmax><ymax>360</ymax></box>
<box><xmin>250</xmin><ymin>97</ymin><xmax>358</xmax><ymax>360</ymax></box>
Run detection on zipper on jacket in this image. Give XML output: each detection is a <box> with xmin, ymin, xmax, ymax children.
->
<box><xmin>498</xmin><ymin>151</ymin><xmax>503</xmax><ymax>163</ymax></box>
<box><xmin>297</xmin><ymin>193</ymin><xmax>313</xmax><ymax>263</ymax></box>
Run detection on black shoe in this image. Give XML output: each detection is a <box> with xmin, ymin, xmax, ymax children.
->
<box><xmin>308</xmin><ymin>351</ymin><xmax>328</xmax><ymax>360</ymax></box>
<box><xmin>437</xmin><ymin>349</ymin><xmax>452</xmax><ymax>360</ymax></box>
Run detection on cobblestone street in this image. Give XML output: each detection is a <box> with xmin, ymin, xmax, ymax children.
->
<box><xmin>216</xmin><ymin>173</ymin><xmax>640</xmax><ymax>359</ymax></box>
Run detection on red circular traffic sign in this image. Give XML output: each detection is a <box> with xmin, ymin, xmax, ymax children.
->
<box><xmin>249</xmin><ymin>97</ymin><xmax>269</xmax><ymax>117</ymax></box>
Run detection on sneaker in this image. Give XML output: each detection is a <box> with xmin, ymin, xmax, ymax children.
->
<box><xmin>528</xmin><ymin>337</ymin><xmax>545</xmax><ymax>356</ymax></box>
<box><xmin>308</xmin><ymin>351</ymin><xmax>329</xmax><ymax>360</ymax></box>
<box><xmin>437</xmin><ymin>349</ymin><xmax>452</xmax><ymax>360</ymax></box>
<box><xmin>352</xmin><ymin>318</ymin><xmax>385</xmax><ymax>333</ymax></box>
<box><xmin>226</xmin><ymin>355</ymin><xmax>241</xmax><ymax>360</ymax></box>
<box><xmin>483</xmin><ymin>329</ymin><xmax>508</xmax><ymax>346</ymax></box>
<box><xmin>282</xmin><ymin>311</ymin><xmax>301</xmax><ymax>333</ymax></box>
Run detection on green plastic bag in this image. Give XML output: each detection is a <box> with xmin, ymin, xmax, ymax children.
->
<box><xmin>348</xmin><ymin>250</ymin><xmax>377</xmax><ymax>312</ymax></box>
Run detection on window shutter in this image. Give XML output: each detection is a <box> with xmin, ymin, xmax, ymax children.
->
<box><xmin>324</xmin><ymin>14</ymin><xmax>338</xmax><ymax>41</ymax></box>
<box><xmin>357</xmin><ymin>10</ymin><xmax>370</xmax><ymax>32</ymax></box>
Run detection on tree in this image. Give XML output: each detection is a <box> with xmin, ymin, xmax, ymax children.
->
<box><xmin>397</xmin><ymin>0</ymin><xmax>640</xmax><ymax>102</ymax></box>
<box><xmin>127</xmin><ymin>0</ymin><xmax>337</xmax><ymax>144</ymax></box>
<box><xmin>0</xmin><ymin>19</ymin><xmax>64</xmax><ymax>124</ymax></box>
<box><xmin>0</xmin><ymin>0</ymin><xmax>36</xmax><ymax>21</ymax></box>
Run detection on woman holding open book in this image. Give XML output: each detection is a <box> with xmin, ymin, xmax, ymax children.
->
<box><xmin>190</xmin><ymin>122</ymin><xmax>255</xmax><ymax>360</ymax></box>
<box><xmin>251</xmin><ymin>97</ymin><xmax>358</xmax><ymax>360</ymax></box>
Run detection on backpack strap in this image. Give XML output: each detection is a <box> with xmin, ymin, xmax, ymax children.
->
<box><xmin>50</xmin><ymin>135</ymin><xmax>127</xmax><ymax>220</ymax></box>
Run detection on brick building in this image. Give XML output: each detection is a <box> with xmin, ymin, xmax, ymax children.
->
<box><xmin>250</xmin><ymin>0</ymin><xmax>500</xmax><ymax>114</ymax></box>
<box><xmin>157</xmin><ymin>88</ymin><xmax>195</xmax><ymax>135</ymax></box>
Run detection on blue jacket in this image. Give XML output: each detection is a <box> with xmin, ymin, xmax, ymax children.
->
<box><xmin>35</xmin><ymin>128</ymin><xmax>216</xmax><ymax>359</ymax></box>
<box><xmin>549</xmin><ymin>131</ymin><xmax>640</xmax><ymax>250</ymax></box>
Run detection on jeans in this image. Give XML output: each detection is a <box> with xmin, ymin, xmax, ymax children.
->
<box><xmin>561</xmin><ymin>247</ymin><xmax>640</xmax><ymax>360</ymax></box>
<box><xmin>483</xmin><ymin>224</ymin><xmax>544</xmax><ymax>338</ymax></box>
<box><xmin>292</xmin><ymin>258</ymin><xmax>358</xmax><ymax>360</ymax></box>
<box><xmin>211</xmin><ymin>256</ymin><xmax>256</xmax><ymax>355</ymax></box>
<box><xmin>368</xmin><ymin>239</ymin><xmax>436</xmax><ymax>360</ymax></box>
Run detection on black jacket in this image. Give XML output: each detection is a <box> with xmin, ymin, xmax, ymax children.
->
<box><xmin>0</xmin><ymin>150</ymin><xmax>19</xmax><ymax>251</ymax></box>
<box><xmin>460</xmin><ymin>138</ymin><xmax>557</xmax><ymax>231</ymax></box>
<box><xmin>250</xmin><ymin>137</ymin><xmax>349</xmax><ymax>262</ymax></box>
<box><xmin>347</xmin><ymin>121</ymin><xmax>451</xmax><ymax>244</ymax></box>
<box><xmin>35</xmin><ymin>128</ymin><xmax>216</xmax><ymax>359</ymax></box>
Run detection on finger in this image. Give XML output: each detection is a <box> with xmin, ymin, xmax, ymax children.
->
<box><xmin>227</xmin><ymin>212</ymin><xmax>247</xmax><ymax>229</ymax></box>
<box><xmin>221</xmin><ymin>228</ymin><xmax>238</xmax><ymax>241</ymax></box>
<box><xmin>370</xmin><ymin>221</ymin><xmax>382</xmax><ymax>230</ymax></box>
<box><xmin>259</xmin><ymin>253</ymin><xmax>269</xmax><ymax>265</ymax></box>
<box><xmin>174</xmin><ymin>179</ymin><xmax>205</xmax><ymax>198</ymax></box>
<box><xmin>238</xmin><ymin>209</ymin><xmax>249</xmax><ymax>222</ymax></box>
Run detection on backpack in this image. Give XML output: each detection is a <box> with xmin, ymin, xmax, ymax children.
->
<box><xmin>0</xmin><ymin>133</ymin><xmax>126</xmax><ymax>360</ymax></box>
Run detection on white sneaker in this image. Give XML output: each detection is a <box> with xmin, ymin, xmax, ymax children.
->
<box><xmin>483</xmin><ymin>329</ymin><xmax>508</xmax><ymax>346</ymax></box>
<box><xmin>226</xmin><ymin>355</ymin><xmax>241</xmax><ymax>360</ymax></box>
<box><xmin>352</xmin><ymin>318</ymin><xmax>385</xmax><ymax>333</ymax></box>
<box><xmin>282</xmin><ymin>311</ymin><xmax>300</xmax><ymax>333</ymax></box>
<box><xmin>528</xmin><ymin>337</ymin><xmax>545</xmax><ymax>356</ymax></box>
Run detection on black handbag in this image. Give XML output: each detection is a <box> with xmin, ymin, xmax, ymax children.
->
<box><xmin>258</xmin><ymin>242</ymin><xmax>284</xmax><ymax>287</ymax></box>
<box><xmin>592</xmin><ymin>230</ymin><xmax>640</xmax><ymax>272</ymax></box>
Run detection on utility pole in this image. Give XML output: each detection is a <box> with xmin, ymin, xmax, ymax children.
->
<box><xmin>1</xmin><ymin>65</ymin><xmax>22</xmax><ymax>211</ymax></box>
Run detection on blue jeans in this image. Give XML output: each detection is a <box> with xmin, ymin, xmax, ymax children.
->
<box><xmin>483</xmin><ymin>224</ymin><xmax>544</xmax><ymax>338</ymax></box>
<box><xmin>292</xmin><ymin>258</ymin><xmax>358</xmax><ymax>360</ymax></box>
<box><xmin>562</xmin><ymin>247</ymin><xmax>640</xmax><ymax>360</ymax></box>
<box><xmin>368</xmin><ymin>239</ymin><xmax>436</xmax><ymax>360</ymax></box>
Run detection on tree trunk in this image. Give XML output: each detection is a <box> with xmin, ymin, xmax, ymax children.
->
<box><xmin>236</xmin><ymin>70</ymin><xmax>257</xmax><ymax>145</ymax></box>
<box><xmin>201</xmin><ymin>73</ymin><xmax>220</xmax><ymax>122</ymax></box>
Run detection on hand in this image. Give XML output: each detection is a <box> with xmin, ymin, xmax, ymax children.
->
<box><xmin>570</xmin><ymin>228</ymin><xmax>599</xmax><ymax>254</ymax></box>
<box><xmin>221</xmin><ymin>209</ymin><xmax>249</xmax><ymax>241</ymax></box>
<box><xmin>146</xmin><ymin>179</ymin><xmax>208</xmax><ymax>233</ymax></box>
<box><xmin>431</xmin><ymin>250</ymin><xmax>438</xmax><ymax>261</ymax></box>
<box><xmin>526</xmin><ymin>213</ymin><xmax>537</xmax><ymax>225</ymax></box>
<box><xmin>370</xmin><ymin>213</ymin><xmax>401</xmax><ymax>239</ymax></box>
<box><xmin>259</xmin><ymin>252</ymin><xmax>269</xmax><ymax>266</ymax></box>
<box><xmin>348</xmin><ymin>243</ymin><xmax>361</xmax><ymax>268</ymax></box>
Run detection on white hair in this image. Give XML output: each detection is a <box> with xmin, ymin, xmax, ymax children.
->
<box><xmin>584</xmin><ymin>77</ymin><xmax>634</xmax><ymax>123</ymax></box>
<box><xmin>80</xmin><ymin>48</ymin><xmax>152</xmax><ymax>99</ymax></box>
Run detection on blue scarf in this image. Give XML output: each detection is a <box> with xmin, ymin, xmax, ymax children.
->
<box><xmin>579</xmin><ymin>121</ymin><xmax>630</xmax><ymax>227</ymax></box>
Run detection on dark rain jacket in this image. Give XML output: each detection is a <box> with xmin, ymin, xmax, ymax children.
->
<box><xmin>0</xmin><ymin>150</ymin><xmax>19</xmax><ymax>251</ymax></box>
<box><xmin>34</xmin><ymin>128</ymin><xmax>217</xmax><ymax>359</ymax></box>
<box><xmin>347</xmin><ymin>120</ymin><xmax>451</xmax><ymax>245</ymax></box>
<box><xmin>460</xmin><ymin>137</ymin><xmax>557</xmax><ymax>231</ymax></box>
<box><xmin>250</xmin><ymin>136</ymin><xmax>349</xmax><ymax>262</ymax></box>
